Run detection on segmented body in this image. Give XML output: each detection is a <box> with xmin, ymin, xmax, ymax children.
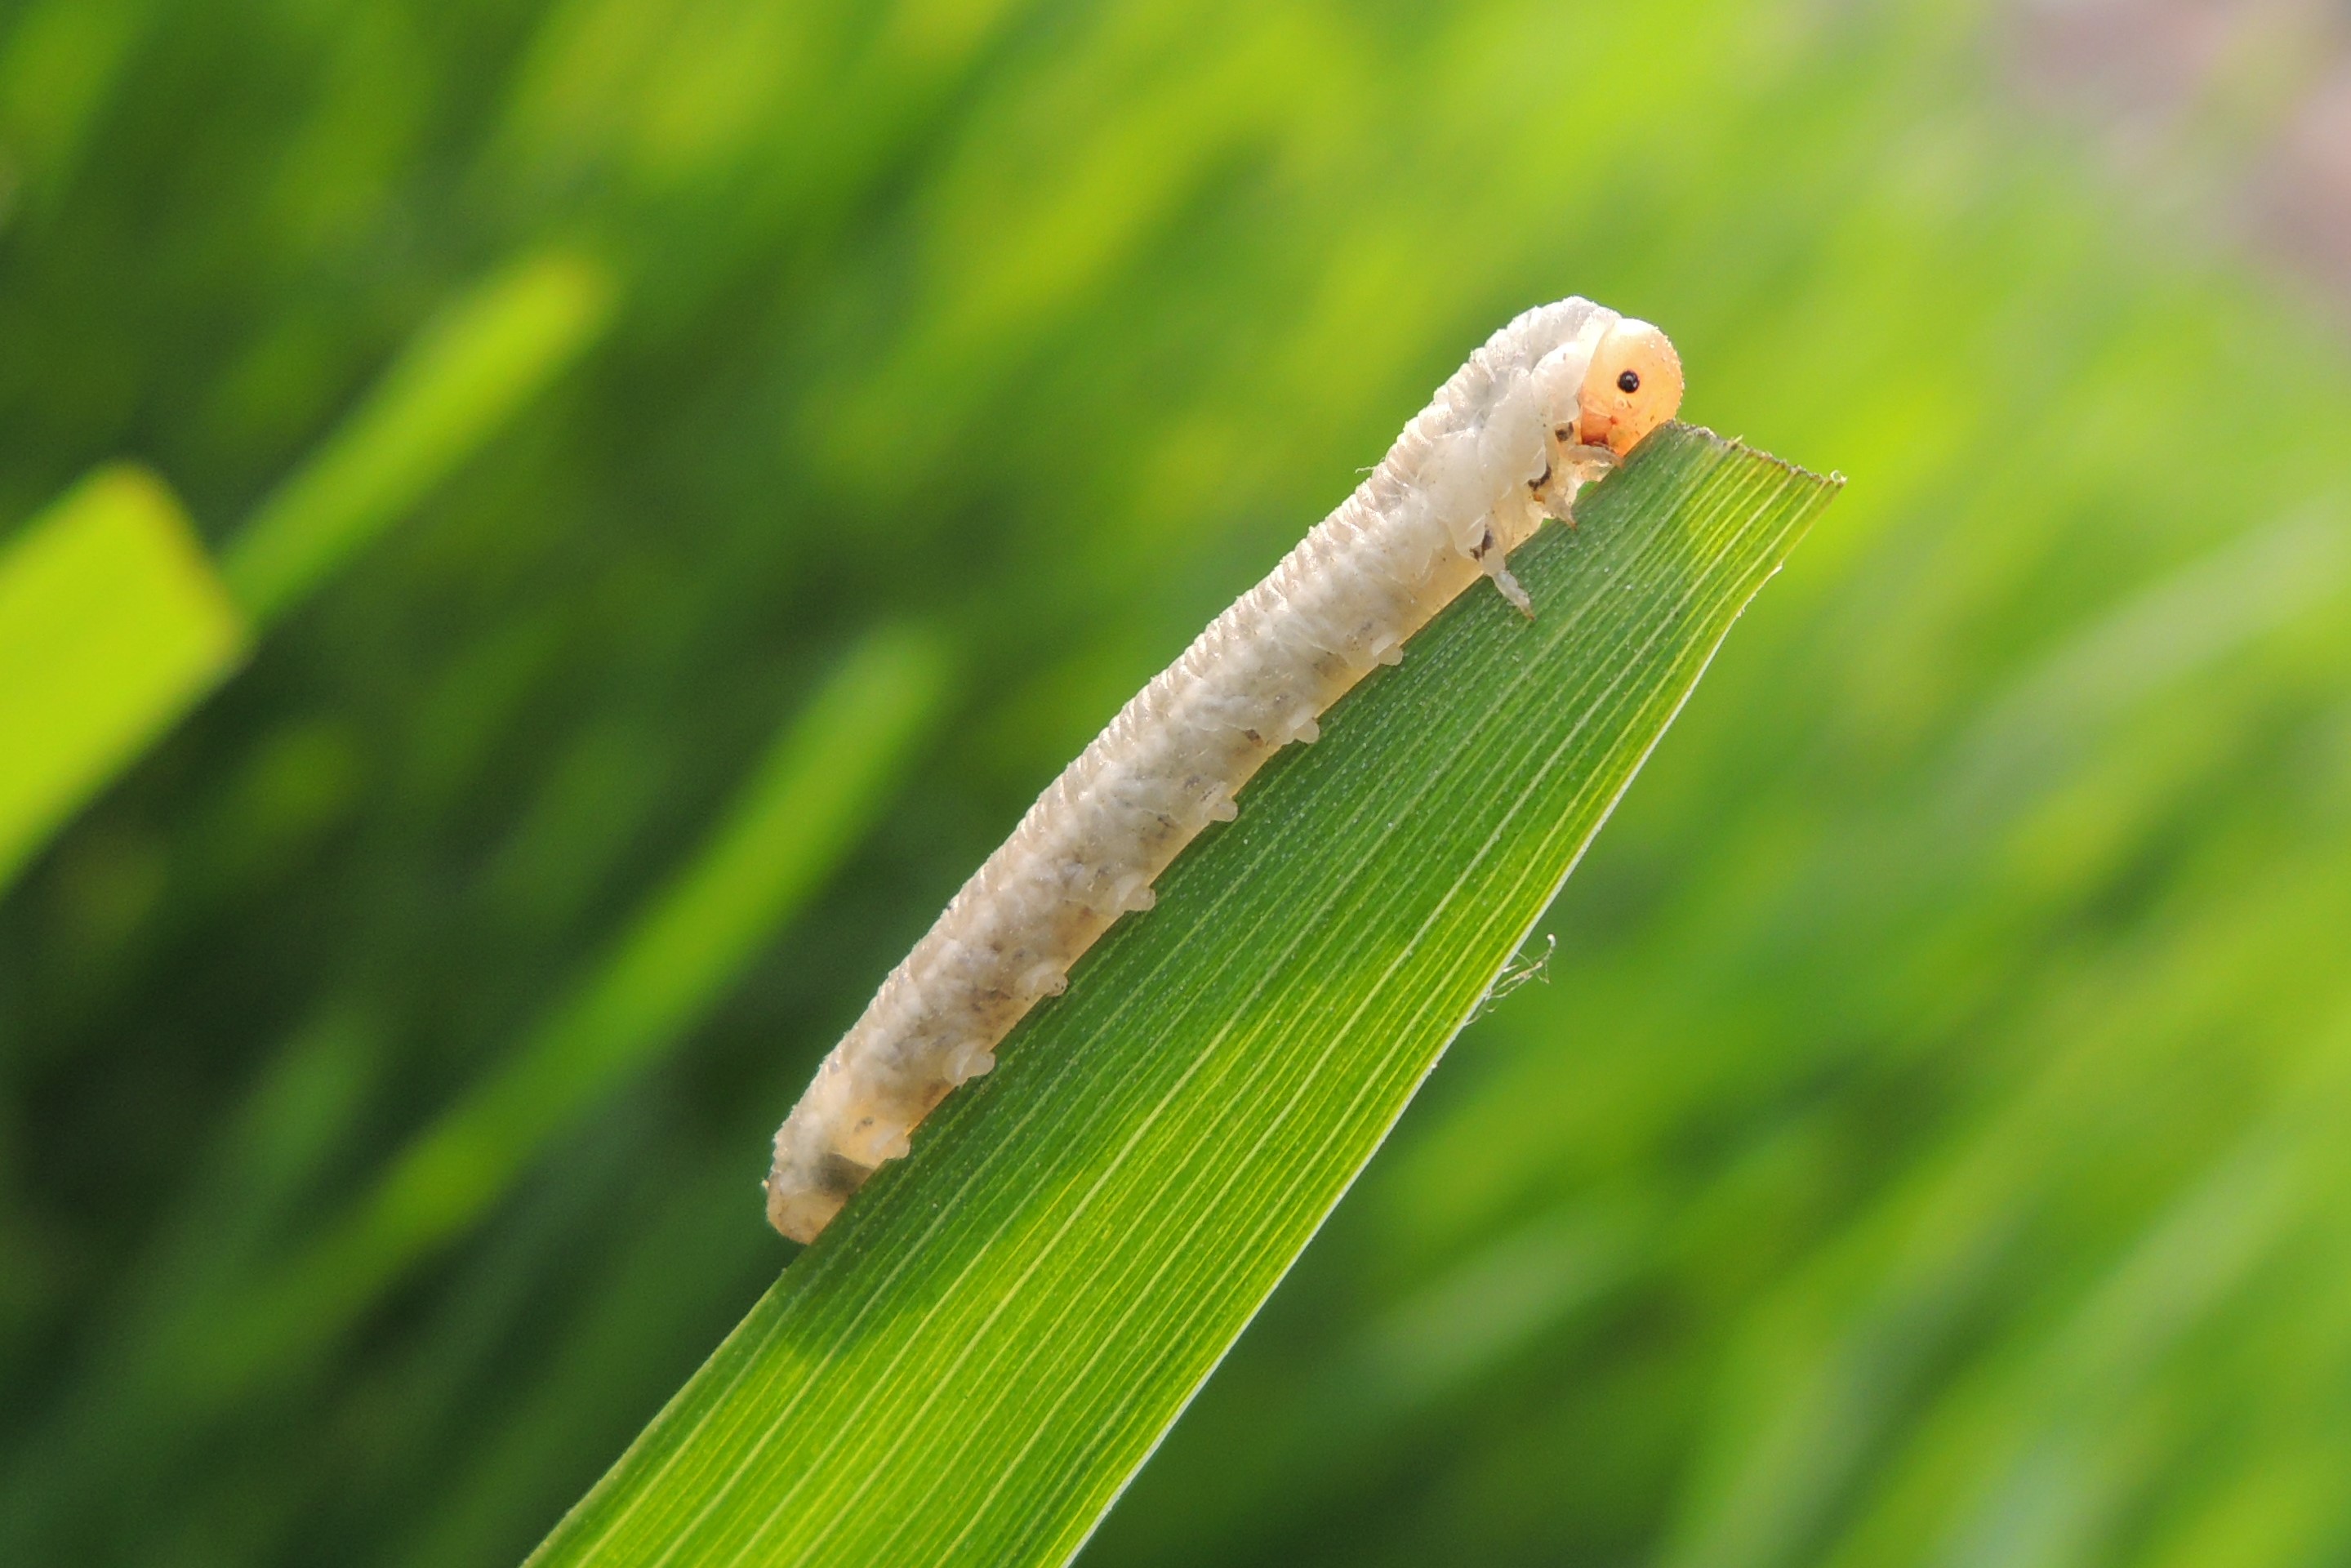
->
<box><xmin>767</xmin><ymin>296</ymin><xmax>1680</xmax><ymax>1241</ymax></box>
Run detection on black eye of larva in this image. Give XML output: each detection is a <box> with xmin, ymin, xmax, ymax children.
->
<box><xmin>1617</xmin><ymin>369</ymin><xmax>1641</xmax><ymax>394</ymax></box>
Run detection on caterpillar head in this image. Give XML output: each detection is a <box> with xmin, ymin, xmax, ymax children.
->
<box><xmin>1577</xmin><ymin>318</ymin><xmax>1683</xmax><ymax>456</ymax></box>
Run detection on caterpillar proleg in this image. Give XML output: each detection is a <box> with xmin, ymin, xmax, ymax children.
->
<box><xmin>766</xmin><ymin>298</ymin><xmax>1685</xmax><ymax>1242</ymax></box>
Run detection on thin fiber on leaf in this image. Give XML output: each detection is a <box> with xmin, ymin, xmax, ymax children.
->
<box><xmin>529</xmin><ymin>424</ymin><xmax>1838</xmax><ymax>1568</ymax></box>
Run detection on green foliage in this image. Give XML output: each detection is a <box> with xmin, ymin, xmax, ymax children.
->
<box><xmin>0</xmin><ymin>466</ymin><xmax>244</xmax><ymax>889</ymax></box>
<box><xmin>0</xmin><ymin>627</ymin><xmax>950</xmax><ymax>1557</ymax></box>
<box><xmin>0</xmin><ymin>250</ymin><xmax>612</xmax><ymax>894</ymax></box>
<box><xmin>222</xmin><ymin>252</ymin><xmax>617</xmax><ymax>626</ymax></box>
<box><xmin>4</xmin><ymin>2</ymin><xmax>2351</xmax><ymax>1566</ymax></box>
<box><xmin>531</xmin><ymin>432</ymin><xmax>1834</xmax><ymax>1567</ymax></box>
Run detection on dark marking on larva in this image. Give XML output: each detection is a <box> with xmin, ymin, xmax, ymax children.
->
<box><xmin>814</xmin><ymin>1152</ymin><xmax>874</xmax><ymax>1197</ymax></box>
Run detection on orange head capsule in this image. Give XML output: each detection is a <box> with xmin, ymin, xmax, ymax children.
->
<box><xmin>1577</xmin><ymin>318</ymin><xmax>1684</xmax><ymax>456</ymax></box>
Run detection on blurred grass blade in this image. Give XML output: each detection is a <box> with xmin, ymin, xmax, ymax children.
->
<box><xmin>0</xmin><ymin>0</ymin><xmax>157</xmax><ymax>214</ymax></box>
<box><xmin>0</xmin><ymin>253</ymin><xmax>610</xmax><ymax>891</ymax></box>
<box><xmin>0</xmin><ymin>464</ymin><xmax>247</xmax><ymax>889</ymax></box>
<box><xmin>245</xmin><ymin>622</ymin><xmax>954</xmax><ymax>1362</ymax></box>
<box><xmin>220</xmin><ymin>249</ymin><xmax>617</xmax><ymax>626</ymax></box>
<box><xmin>529</xmin><ymin>425</ymin><xmax>1840</xmax><ymax>1568</ymax></box>
<box><xmin>0</xmin><ymin>626</ymin><xmax>951</xmax><ymax>1561</ymax></box>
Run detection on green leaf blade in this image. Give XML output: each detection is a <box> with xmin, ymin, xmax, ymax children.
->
<box><xmin>220</xmin><ymin>249</ymin><xmax>617</xmax><ymax>627</ymax></box>
<box><xmin>0</xmin><ymin>464</ymin><xmax>249</xmax><ymax>890</ymax></box>
<box><xmin>530</xmin><ymin>424</ymin><xmax>1840</xmax><ymax>1568</ymax></box>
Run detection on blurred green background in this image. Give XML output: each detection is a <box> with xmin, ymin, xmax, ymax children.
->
<box><xmin>5</xmin><ymin>0</ymin><xmax>2351</xmax><ymax>1564</ymax></box>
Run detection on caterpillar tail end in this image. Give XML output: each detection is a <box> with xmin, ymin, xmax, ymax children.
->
<box><xmin>765</xmin><ymin>1109</ymin><xmax>879</xmax><ymax>1244</ymax></box>
<box><xmin>765</xmin><ymin>1146</ymin><xmax>873</xmax><ymax>1244</ymax></box>
<box><xmin>765</xmin><ymin>1174</ymin><xmax>841</xmax><ymax>1245</ymax></box>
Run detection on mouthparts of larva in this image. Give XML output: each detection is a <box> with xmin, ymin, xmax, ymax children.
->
<box><xmin>1574</xmin><ymin>317</ymin><xmax>1684</xmax><ymax>456</ymax></box>
<box><xmin>1525</xmin><ymin>315</ymin><xmax>1685</xmax><ymax>538</ymax></box>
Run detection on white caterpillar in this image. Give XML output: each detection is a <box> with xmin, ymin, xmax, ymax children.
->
<box><xmin>766</xmin><ymin>298</ymin><xmax>1685</xmax><ymax>1242</ymax></box>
